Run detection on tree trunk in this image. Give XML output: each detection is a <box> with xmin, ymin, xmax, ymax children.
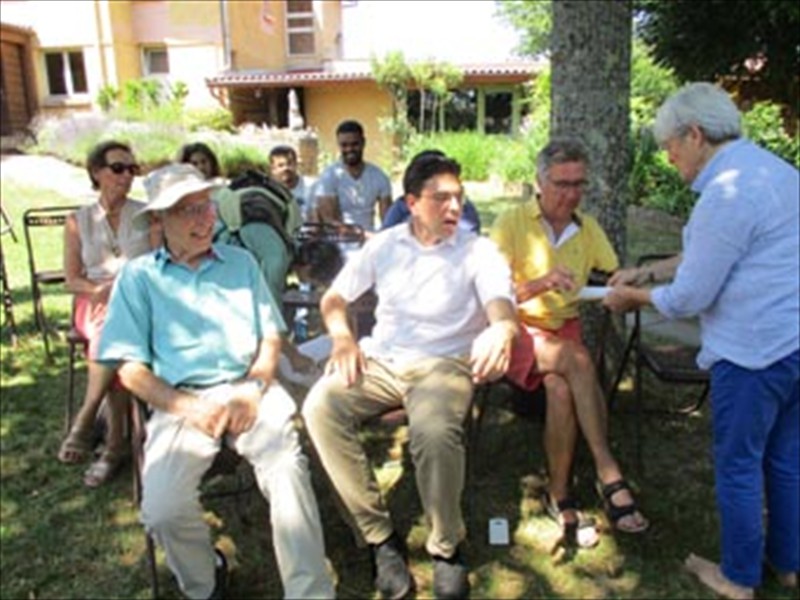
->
<box><xmin>419</xmin><ymin>90</ymin><xmax>425</xmax><ymax>132</ymax></box>
<box><xmin>551</xmin><ymin>0</ymin><xmax>631</xmax><ymax>261</ymax></box>
<box><xmin>551</xmin><ymin>0</ymin><xmax>632</xmax><ymax>357</ymax></box>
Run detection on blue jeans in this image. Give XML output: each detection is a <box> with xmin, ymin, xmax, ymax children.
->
<box><xmin>711</xmin><ymin>349</ymin><xmax>799</xmax><ymax>587</ymax></box>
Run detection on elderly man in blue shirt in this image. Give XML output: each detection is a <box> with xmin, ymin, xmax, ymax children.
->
<box><xmin>98</xmin><ymin>164</ymin><xmax>335</xmax><ymax>600</ymax></box>
<box><xmin>607</xmin><ymin>82</ymin><xmax>799</xmax><ymax>600</ymax></box>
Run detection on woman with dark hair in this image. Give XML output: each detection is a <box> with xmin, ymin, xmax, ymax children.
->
<box><xmin>58</xmin><ymin>140</ymin><xmax>153</xmax><ymax>486</ymax></box>
<box><xmin>177</xmin><ymin>142</ymin><xmax>221</xmax><ymax>180</ymax></box>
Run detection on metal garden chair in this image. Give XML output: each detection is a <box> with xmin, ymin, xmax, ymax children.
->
<box><xmin>22</xmin><ymin>205</ymin><xmax>82</xmax><ymax>358</ymax></box>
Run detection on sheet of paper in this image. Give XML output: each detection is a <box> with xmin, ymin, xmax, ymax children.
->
<box><xmin>577</xmin><ymin>286</ymin><xmax>612</xmax><ymax>301</ymax></box>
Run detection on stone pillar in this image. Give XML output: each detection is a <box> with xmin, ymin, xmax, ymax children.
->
<box><xmin>297</xmin><ymin>134</ymin><xmax>318</xmax><ymax>176</ymax></box>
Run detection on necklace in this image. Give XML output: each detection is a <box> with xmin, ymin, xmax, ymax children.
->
<box><xmin>103</xmin><ymin>214</ymin><xmax>122</xmax><ymax>257</ymax></box>
<box><xmin>100</xmin><ymin>199</ymin><xmax>124</xmax><ymax>257</ymax></box>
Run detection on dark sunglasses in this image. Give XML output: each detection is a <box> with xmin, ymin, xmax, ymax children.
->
<box><xmin>105</xmin><ymin>162</ymin><xmax>141</xmax><ymax>176</ymax></box>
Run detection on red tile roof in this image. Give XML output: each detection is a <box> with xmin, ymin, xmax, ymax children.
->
<box><xmin>206</xmin><ymin>61</ymin><xmax>544</xmax><ymax>88</ymax></box>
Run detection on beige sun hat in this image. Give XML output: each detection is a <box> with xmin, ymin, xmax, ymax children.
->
<box><xmin>136</xmin><ymin>163</ymin><xmax>218</xmax><ymax>218</ymax></box>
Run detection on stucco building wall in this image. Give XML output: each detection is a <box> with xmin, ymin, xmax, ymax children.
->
<box><xmin>305</xmin><ymin>82</ymin><xmax>392</xmax><ymax>168</ymax></box>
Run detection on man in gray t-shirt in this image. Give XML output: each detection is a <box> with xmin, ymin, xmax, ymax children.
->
<box><xmin>315</xmin><ymin>120</ymin><xmax>392</xmax><ymax>233</ymax></box>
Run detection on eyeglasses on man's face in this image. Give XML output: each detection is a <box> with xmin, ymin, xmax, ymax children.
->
<box><xmin>105</xmin><ymin>162</ymin><xmax>141</xmax><ymax>176</ymax></box>
<box><xmin>422</xmin><ymin>190</ymin><xmax>464</xmax><ymax>205</ymax></box>
<box><xmin>546</xmin><ymin>176</ymin><xmax>587</xmax><ymax>191</ymax></box>
<box><xmin>169</xmin><ymin>201</ymin><xmax>215</xmax><ymax>219</ymax></box>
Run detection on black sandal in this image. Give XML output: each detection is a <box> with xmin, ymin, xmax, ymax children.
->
<box><xmin>542</xmin><ymin>491</ymin><xmax>599</xmax><ymax>548</ymax></box>
<box><xmin>596</xmin><ymin>479</ymin><xmax>649</xmax><ymax>534</ymax></box>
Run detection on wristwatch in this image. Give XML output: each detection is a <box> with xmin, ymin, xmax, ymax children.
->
<box><xmin>244</xmin><ymin>377</ymin><xmax>267</xmax><ymax>395</ymax></box>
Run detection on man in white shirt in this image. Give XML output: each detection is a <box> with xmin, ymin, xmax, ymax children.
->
<box><xmin>303</xmin><ymin>154</ymin><xmax>518</xmax><ymax>600</ymax></box>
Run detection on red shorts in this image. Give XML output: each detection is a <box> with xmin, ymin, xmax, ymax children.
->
<box><xmin>505</xmin><ymin>318</ymin><xmax>583</xmax><ymax>391</ymax></box>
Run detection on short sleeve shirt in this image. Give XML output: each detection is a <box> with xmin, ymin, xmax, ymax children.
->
<box><xmin>331</xmin><ymin>224</ymin><xmax>514</xmax><ymax>362</ymax></box>
<box><xmin>316</xmin><ymin>161</ymin><xmax>391</xmax><ymax>231</ymax></box>
<box><xmin>98</xmin><ymin>244</ymin><xmax>286</xmax><ymax>387</ymax></box>
<box><xmin>490</xmin><ymin>202</ymin><xmax>618</xmax><ymax>330</ymax></box>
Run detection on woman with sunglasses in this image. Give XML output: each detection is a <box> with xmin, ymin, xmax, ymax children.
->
<box><xmin>58</xmin><ymin>140</ymin><xmax>154</xmax><ymax>487</ymax></box>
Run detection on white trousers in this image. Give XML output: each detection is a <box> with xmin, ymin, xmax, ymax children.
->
<box><xmin>140</xmin><ymin>382</ymin><xmax>334</xmax><ymax>599</ymax></box>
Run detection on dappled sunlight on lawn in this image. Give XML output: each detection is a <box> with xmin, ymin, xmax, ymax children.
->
<box><xmin>3</xmin><ymin>174</ymin><xmax>798</xmax><ymax>599</ymax></box>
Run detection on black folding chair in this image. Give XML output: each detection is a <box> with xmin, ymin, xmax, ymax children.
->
<box><xmin>1</xmin><ymin>235</ymin><xmax>18</xmax><ymax>346</ymax></box>
<box><xmin>1</xmin><ymin>203</ymin><xmax>17</xmax><ymax>242</ymax></box>
<box><xmin>64</xmin><ymin>300</ymin><xmax>89</xmax><ymax>433</ymax></box>
<box><xmin>294</xmin><ymin>221</ymin><xmax>366</xmax><ymax>246</ymax></box>
<box><xmin>23</xmin><ymin>205</ymin><xmax>82</xmax><ymax>358</ymax></box>
<box><xmin>607</xmin><ymin>253</ymin><xmax>710</xmax><ymax>470</ymax></box>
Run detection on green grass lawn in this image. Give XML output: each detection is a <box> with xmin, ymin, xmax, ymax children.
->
<box><xmin>1</xmin><ymin>175</ymin><xmax>795</xmax><ymax>599</ymax></box>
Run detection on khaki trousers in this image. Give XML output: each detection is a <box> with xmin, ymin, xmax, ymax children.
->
<box><xmin>140</xmin><ymin>382</ymin><xmax>335</xmax><ymax>599</ymax></box>
<box><xmin>302</xmin><ymin>356</ymin><xmax>473</xmax><ymax>558</ymax></box>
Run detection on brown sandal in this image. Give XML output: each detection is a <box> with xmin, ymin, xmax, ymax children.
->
<box><xmin>58</xmin><ymin>428</ymin><xmax>94</xmax><ymax>464</ymax></box>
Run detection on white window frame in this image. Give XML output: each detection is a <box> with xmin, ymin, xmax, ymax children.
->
<box><xmin>142</xmin><ymin>46</ymin><xmax>170</xmax><ymax>77</ymax></box>
<box><xmin>43</xmin><ymin>49</ymin><xmax>88</xmax><ymax>98</ymax></box>
<box><xmin>285</xmin><ymin>1</ymin><xmax>315</xmax><ymax>57</ymax></box>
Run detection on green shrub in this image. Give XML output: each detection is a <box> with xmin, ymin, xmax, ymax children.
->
<box><xmin>403</xmin><ymin>132</ymin><xmax>537</xmax><ymax>183</ymax></box>
<box><xmin>30</xmin><ymin>114</ymin><xmax>110</xmax><ymax>165</ymax></box>
<box><xmin>216</xmin><ymin>144</ymin><xmax>269</xmax><ymax>178</ymax></box>
<box><xmin>629</xmin><ymin>128</ymin><xmax>695</xmax><ymax>218</ymax></box>
<box><xmin>113</xmin><ymin>78</ymin><xmax>188</xmax><ymax>126</ymax></box>
<box><xmin>743</xmin><ymin>101</ymin><xmax>799</xmax><ymax>167</ymax></box>
<box><xmin>169</xmin><ymin>81</ymin><xmax>189</xmax><ymax>107</ymax></box>
<box><xmin>96</xmin><ymin>85</ymin><xmax>119</xmax><ymax>113</ymax></box>
<box><xmin>405</xmin><ymin>132</ymin><xmax>496</xmax><ymax>180</ymax></box>
<box><xmin>183</xmin><ymin>107</ymin><xmax>235</xmax><ymax>132</ymax></box>
<box><xmin>492</xmin><ymin>138</ymin><xmax>536</xmax><ymax>183</ymax></box>
<box><xmin>630</xmin><ymin>41</ymin><xmax>680</xmax><ymax>129</ymax></box>
<box><xmin>520</xmin><ymin>68</ymin><xmax>551</xmax><ymax>158</ymax></box>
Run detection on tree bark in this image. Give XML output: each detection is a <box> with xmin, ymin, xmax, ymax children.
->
<box><xmin>551</xmin><ymin>0</ymin><xmax>631</xmax><ymax>261</ymax></box>
<box><xmin>551</xmin><ymin>0</ymin><xmax>632</xmax><ymax>357</ymax></box>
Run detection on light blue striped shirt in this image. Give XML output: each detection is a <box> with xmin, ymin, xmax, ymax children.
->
<box><xmin>98</xmin><ymin>244</ymin><xmax>286</xmax><ymax>387</ymax></box>
<box><xmin>652</xmin><ymin>139</ymin><xmax>799</xmax><ymax>369</ymax></box>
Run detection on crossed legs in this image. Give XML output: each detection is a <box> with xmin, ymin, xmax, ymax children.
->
<box><xmin>535</xmin><ymin>335</ymin><xmax>648</xmax><ymax>533</ymax></box>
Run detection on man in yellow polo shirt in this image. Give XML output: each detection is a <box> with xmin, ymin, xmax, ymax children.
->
<box><xmin>490</xmin><ymin>138</ymin><xmax>648</xmax><ymax>547</ymax></box>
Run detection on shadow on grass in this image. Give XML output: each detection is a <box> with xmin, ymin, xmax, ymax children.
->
<box><xmin>2</xmin><ymin>331</ymin><xmax>798</xmax><ymax>598</ymax></box>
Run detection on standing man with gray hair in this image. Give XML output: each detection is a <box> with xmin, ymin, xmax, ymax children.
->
<box><xmin>98</xmin><ymin>164</ymin><xmax>335</xmax><ymax>600</ymax></box>
<box><xmin>606</xmin><ymin>82</ymin><xmax>799</xmax><ymax>599</ymax></box>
